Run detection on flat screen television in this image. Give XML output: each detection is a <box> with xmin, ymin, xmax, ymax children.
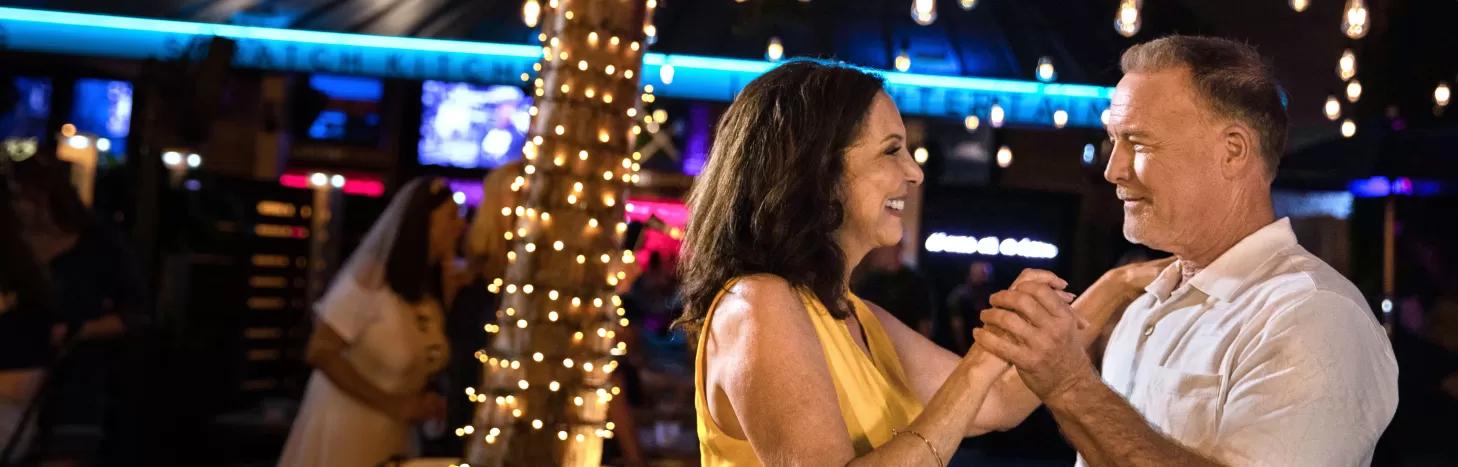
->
<box><xmin>417</xmin><ymin>81</ymin><xmax>531</xmax><ymax>170</ymax></box>
<box><xmin>0</xmin><ymin>77</ymin><xmax>51</xmax><ymax>139</ymax></box>
<box><xmin>298</xmin><ymin>74</ymin><xmax>383</xmax><ymax>146</ymax></box>
<box><xmin>69</xmin><ymin>78</ymin><xmax>133</xmax><ymax>158</ymax></box>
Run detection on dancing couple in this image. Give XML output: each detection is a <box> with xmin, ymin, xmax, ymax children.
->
<box><xmin>683</xmin><ymin>35</ymin><xmax>1397</xmax><ymax>466</ymax></box>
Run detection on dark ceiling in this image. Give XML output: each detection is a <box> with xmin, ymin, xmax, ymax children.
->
<box><xmin>4</xmin><ymin>0</ymin><xmax>1457</xmax><ymax>181</ymax></box>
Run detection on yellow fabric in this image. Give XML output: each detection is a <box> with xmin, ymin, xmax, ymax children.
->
<box><xmin>693</xmin><ymin>278</ymin><xmax>925</xmax><ymax>466</ymax></box>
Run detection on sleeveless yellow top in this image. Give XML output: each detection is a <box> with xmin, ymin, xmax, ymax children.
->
<box><xmin>693</xmin><ymin>278</ymin><xmax>924</xmax><ymax>465</ymax></box>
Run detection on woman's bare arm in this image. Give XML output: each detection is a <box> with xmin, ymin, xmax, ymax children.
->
<box><xmin>304</xmin><ymin>321</ymin><xmax>407</xmax><ymax>420</ymax></box>
<box><xmin>703</xmin><ymin>275</ymin><xmax>1007</xmax><ymax>466</ymax></box>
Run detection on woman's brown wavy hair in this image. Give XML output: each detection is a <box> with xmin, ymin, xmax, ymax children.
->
<box><xmin>675</xmin><ymin>59</ymin><xmax>886</xmax><ymax>337</ymax></box>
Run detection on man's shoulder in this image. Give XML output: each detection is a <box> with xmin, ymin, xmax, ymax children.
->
<box><xmin>1246</xmin><ymin>245</ymin><xmax>1368</xmax><ymax>313</ymax></box>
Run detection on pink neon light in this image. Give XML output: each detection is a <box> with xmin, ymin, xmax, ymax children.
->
<box><xmin>278</xmin><ymin>172</ymin><xmax>385</xmax><ymax>197</ymax></box>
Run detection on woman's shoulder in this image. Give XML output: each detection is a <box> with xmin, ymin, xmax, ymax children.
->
<box><xmin>707</xmin><ymin>274</ymin><xmax>813</xmax><ymax>337</ymax></box>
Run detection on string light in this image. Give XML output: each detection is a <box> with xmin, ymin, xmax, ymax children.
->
<box><xmin>894</xmin><ymin>49</ymin><xmax>911</xmax><ymax>72</ymax></box>
<box><xmin>577</xmin><ymin>255</ymin><xmax>586</xmax><ymax>264</ymax></box>
<box><xmin>1341</xmin><ymin>118</ymin><xmax>1357</xmax><ymax>138</ymax></box>
<box><xmin>548</xmin><ymin>311</ymin><xmax>559</xmax><ymax>321</ymax></box>
<box><xmin>766</xmin><ymin>37</ymin><xmax>784</xmax><ymax>62</ymax></box>
<box><xmin>572</xmin><ymin>297</ymin><xmax>582</xmax><ymax>307</ymax></box>
<box><xmin>533</xmin><ymin>352</ymin><xmax>544</xmax><ymax>362</ymax></box>
<box><xmin>1115</xmin><ymin>0</ymin><xmax>1141</xmax><ymax>37</ymax></box>
<box><xmin>990</xmin><ymin>102</ymin><xmax>1005</xmax><ymax>128</ymax></box>
<box><xmin>1101</xmin><ymin>109</ymin><xmax>1111</xmax><ymax>126</ymax></box>
<box><xmin>1436</xmin><ymin>82</ymin><xmax>1451</xmax><ymax>108</ymax></box>
<box><xmin>554</xmin><ymin>241</ymin><xmax>564</xmax><ymax>250</ymax></box>
<box><xmin>1036</xmin><ymin>56</ymin><xmax>1056</xmax><ymax>82</ymax></box>
<box><xmin>1346</xmin><ymin>79</ymin><xmax>1362</xmax><ymax>103</ymax></box>
<box><xmin>522</xmin><ymin>0</ymin><xmax>540</xmax><ymax>27</ymax></box>
<box><xmin>960</xmin><ymin>0</ymin><xmax>978</xmax><ymax>10</ymax></box>
<box><xmin>1342</xmin><ymin>0</ymin><xmax>1369</xmax><ymax>39</ymax></box>
<box><xmin>996</xmin><ymin>146</ymin><xmax>1014</xmax><ymax>168</ymax></box>
<box><xmin>964</xmin><ymin>115</ymin><xmax>980</xmax><ymax>131</ymax></box>
<box><xmin>1289</xmin><ymin>0</ymin><xmax>1308</xmax><ymax>11</ymax></box>
<box><xmin>913</xmin><ymin>147</ymin><xmax>928</xmax><ymax>164</ymax></box>
<box><xmin>564</xmin><ymin>358</ymin><xmax>574</xmax><ymax>368</ymax></box>
<box><xmin>589</xmin><ymin>218</ymin><xmax>599</xmax><ymax>228</ymax></box>
<box><xmin>660</xmin><ymin>64</ymin><xmax>674</xmax><ymax>84</ymax></box>
<box><xmin>1339</xmin><ymin>49</ymin><xmax>1357</xmax><ymax>81</ymax></box>
<box><xmin>1053</xmin><ymin>110</ymin><xmax>1068</xmax><ymax>129</ymax></box>
<box><xmin>911</xmin><ymin>0</ymin><xmax>936</xmax><ymax>25</ymax></box>
<box><xmin>1324</xmin><ymin>95</ymin><xmax>1342</xmax><ymax>121</ymax></box>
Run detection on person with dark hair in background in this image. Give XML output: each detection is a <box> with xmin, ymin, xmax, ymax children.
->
<box><xmin>278</xmin><ymin>178</ymin><xmax>465</xmax><ymax>467</ymax></box>
<box><xmin>943</xmin><ymin>261</ymin><xmax>994</xmax><ymax>353</ymax></box>
<box><xmin>0</xmin><ymin>164</ymin><xmax>58</xmax><ymax>465</ymax></box>
<box><xmin>9</xmin><ymin>158</ymin><xmax>147</xmax><ymax>464</ymax></box>
<box><xmin>676</xmin><ymin>59</ymin><xmax>1149</xmax><ymax>465</ymax></box>
<box><xmin>852</xmin><ymin>242</ymin><xmax>937</xmax><ymax>340</ymax></box>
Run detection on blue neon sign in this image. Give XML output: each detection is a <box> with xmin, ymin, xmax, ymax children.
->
<box><xmin>0</xmin><ymin>7</ymin><xmax>1112</xmax><ymax>128</ymax></box>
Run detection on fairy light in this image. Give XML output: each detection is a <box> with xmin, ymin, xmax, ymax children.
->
<box><xmin>475</xmin><ymin>4</ymin><xmax>648</xmax><ymax>460</ymax></box>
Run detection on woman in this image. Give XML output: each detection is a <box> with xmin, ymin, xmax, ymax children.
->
<box><xmin>278</xmin><ymin>178</ymin><xmax>465</xmax><ymax>467</ymax></box>
<box><xmin>678</xmin><ymin>60</ymin><xmax>1139</xmax><ymax>466</ymax></box>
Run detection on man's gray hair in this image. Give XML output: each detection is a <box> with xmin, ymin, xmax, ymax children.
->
<box><xmin>1121</xmin><ymin>35</ymin><xmax>1290</xmax><ymax>177</ymax></box>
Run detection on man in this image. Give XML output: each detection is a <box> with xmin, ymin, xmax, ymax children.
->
<box><xmin>943</xmin><ymin>261</ymin><xmax>994</xmax><ymax>352</ymax></box>
<box><xmin>851</xmin><ymin>242</ymin><xmax>937</xmax><ymax>339</ymax></box>
<box><xmin>974</xmin><ymin>36</ymin><xmax>1398</xmax><ymax>466</ymax></box>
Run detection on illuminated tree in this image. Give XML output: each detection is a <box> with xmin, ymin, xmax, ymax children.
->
<box><xmin>464</xmin><ymin>0</ymin><xmax>653</xmax><ymax>465</ymax></box>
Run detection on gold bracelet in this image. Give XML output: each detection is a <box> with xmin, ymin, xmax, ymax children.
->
<box><xmin>891</xmin><ymin>428</ymin><xmax>942</xmax><ymax>466</ymax></box>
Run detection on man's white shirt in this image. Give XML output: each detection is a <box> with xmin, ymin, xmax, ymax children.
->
<box><xmin>1075</xmin><ymin>218</ymin><xmax>1398</xmax><ymax>467</ymax></box>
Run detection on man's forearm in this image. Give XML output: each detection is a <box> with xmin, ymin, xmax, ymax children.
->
<box><xmin>1046</xmin><ymin>373</ymin><xmax>1222</xmax><ymax>467</ymax></box>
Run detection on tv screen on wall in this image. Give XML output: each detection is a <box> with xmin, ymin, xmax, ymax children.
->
<box><xmin>69</xmin><ymin>78</ymin><xmax>133</xmax><ymax>158</ymax></box>
<box><xmin>417</xmin><ymin>81</ymin><xmax>531</xmax><ymax>170</ymax></box>
<box><xmin>299</xmin><ymin>74</ymin><xmax>383</xmax><ymax>146</ymax></box>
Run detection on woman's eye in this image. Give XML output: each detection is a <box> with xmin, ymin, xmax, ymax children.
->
<box><xmin>884</xmin><ymin>146</ymin><xmax>902</xmax><ymax>156</ymax></box>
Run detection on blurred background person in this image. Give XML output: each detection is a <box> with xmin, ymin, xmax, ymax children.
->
<box><xmin>851</xmin><ymin>241</ymin><xmax>937</xmax><ymax>338</ymax></box>
<box><xmin>438</xmin><ymin>161</ymin><xmax>523</xmax><ymax>454</ymax></box>
<box><xmin>942</xmin><ymin>261</ymin><xmax>994</xmax><ymax>353</ymax></box>
<box><xmin>10</xmin><ymin>158</ymin><xmax>147</xmax><ymax>465</ymax></box>
<box><xmin>277</xmin><ymin>178</ymin><xmax>463</xmax><ymax>467</ymax></box>
<box><xmin>0</xmin><ymin>163</ymin><xmax>58</xmax><ymax>465</ymax></box>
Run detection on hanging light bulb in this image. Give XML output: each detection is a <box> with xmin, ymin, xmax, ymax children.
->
<box><xmin>1436</xmin><ymin>81</ymin><xmax>1451</xmax><ymax>107</ymax></box>
<box><xmin>913</xmin><ymin>147</ymin><xmax>928</xmax><ymax>164</ymax></box>
<box><xmin>1342</xmin><ymin>0</ymin><xmax>1369</xmax><ymax>39</ymax></box>
<box><xmin>964</xmin><ymin>115</ymin><xmax>980</xmax><ymax>131</ymax></box>
<box><xmin>1115</xmin><ymin>0</ymin><xmax>1141</xmax><ymax>37</ymax></box>
<box><xmin>990</xmin><ymin>102</ymin><xmax>1005</xmax><ymax>128</ymax></box>
<box><xmin>959</xmin><ymin>0</ymin><xmax>978</xmax><ymax>10</ymax></box>
<box><xmin>523</xmin><ymin>0</ymin><xmax>541</xmax><ymax>27</ymax></box>
<box><xmin>660</xmin><ymin>64</ymin><xmax>674</xmax><ymax>85</ymax></box>
<box><xmin>1346</xmin><ymin>79</ymin><xmax>1362</xmax><ymax>103</ymax></box>
<box><xmin>894</xmin><ymin>49</ymin><xmax>911</xmax><ymax>72</ymax></box>
<box><xmin>1341</xmin><ymin>119</ymin><xmax>1356</xmax><ymax>138</ymax></box>
<box><xmin>1324</xmin><ymin>95</ymin><xmax>1342</xmax><ymax>121</ymax></box>
<box><xmin>1289</xmin><ymin>0</ymin><xmax>1308</xmax><ymax>12</ymax></box>
<box><xmin>996</xmin><ymin>146</ymin><xmax>1013</xmax><ymax>168</ymax></box>
<box><xmin>911</xmin><ymin>0</ymin><xmax>936</xmax><ymax>25</ymax></box>
<box><xmin>766</xmin><ymin>37</ymin><xmax>784</xmax><ymax>62</ymax></box>
<box><xmin>1101</xmin><ymin>109</ymin><xmax>1111</xmax><ymax>126</ymax></box>
<box><xmin>1053</xmin><ymin>110</ymin><xmax>1069</xmax><ymax>128</ymax></box>
<box><xmin>1338</xmin><ymin>49</ymin><xmax>1357</xmax><ymax>81</ymax></box>
<box><xmin>1036</xmin><ymin>56</ymin><xmax>1056</xmax><ymax>82</ymax></box>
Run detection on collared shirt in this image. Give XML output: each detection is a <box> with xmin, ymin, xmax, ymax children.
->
<box><xmin>1076</xmin><ymin>218</ymin><xmax>1398</xmax><ymax>467</ymax></box>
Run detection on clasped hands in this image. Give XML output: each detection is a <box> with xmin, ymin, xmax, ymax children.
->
<box><xmin>971</xmin><ymin>269</ymin><xmax>1096</xmax><ymax>402</ymax></box>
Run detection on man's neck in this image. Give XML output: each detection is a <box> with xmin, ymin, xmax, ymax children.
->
<box><xmin>1173</xmin><ymin>210</ymin><xmax>1275</xmax><ymax>286</ymax></box>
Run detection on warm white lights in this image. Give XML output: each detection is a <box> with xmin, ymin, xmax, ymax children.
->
<box><xmin>1341</xmin><ymin>119</ymin><xmax>1357</xmax><ymax>138</ymax></box>
<box><xmin>996</xmin><ymin>146</ymin><xmax>1013</xmax><ymax>168</ymax></box>
<box><xmin>1115</xmin><ymin>0</ymin><xmax>1141</xmax><ymax>37</ymax></box>
<box><xmin>1342</xmin><ymin>0</ymin><xmax>1369</xmax><ymax>39</ymax></box>
<box><xmin>1325</xmin><ymin>95</ymin><xmax>1342</xmax><ymax>121</ymax></box>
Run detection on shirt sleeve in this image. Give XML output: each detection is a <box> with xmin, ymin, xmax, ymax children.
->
<box><xmin>315</xmin><ymin>278</ymin><xmax>382</xmax><ymax>343</ymax></box>
<box><xmin>1209</xmin><ymin>290</ymin><xmax>1399</xmax><ymax>467</ymax></box>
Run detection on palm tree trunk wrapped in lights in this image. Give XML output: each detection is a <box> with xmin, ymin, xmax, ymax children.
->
<box><xmin>464</xmin><ymin>0</ymin><xmax>652</xmax><ymax>465</ymax></box>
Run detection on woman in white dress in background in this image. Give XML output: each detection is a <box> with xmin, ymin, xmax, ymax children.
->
<box><xmin>278</xmin><ymin>178</ymin><xmax>466</xmax><ymax>467</ymax></box>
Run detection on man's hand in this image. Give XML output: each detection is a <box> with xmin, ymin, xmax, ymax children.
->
<box><xmin>975</xmin><ymin>272</ymin><xmax>1098</xmax><ymax>401</ymax></box>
